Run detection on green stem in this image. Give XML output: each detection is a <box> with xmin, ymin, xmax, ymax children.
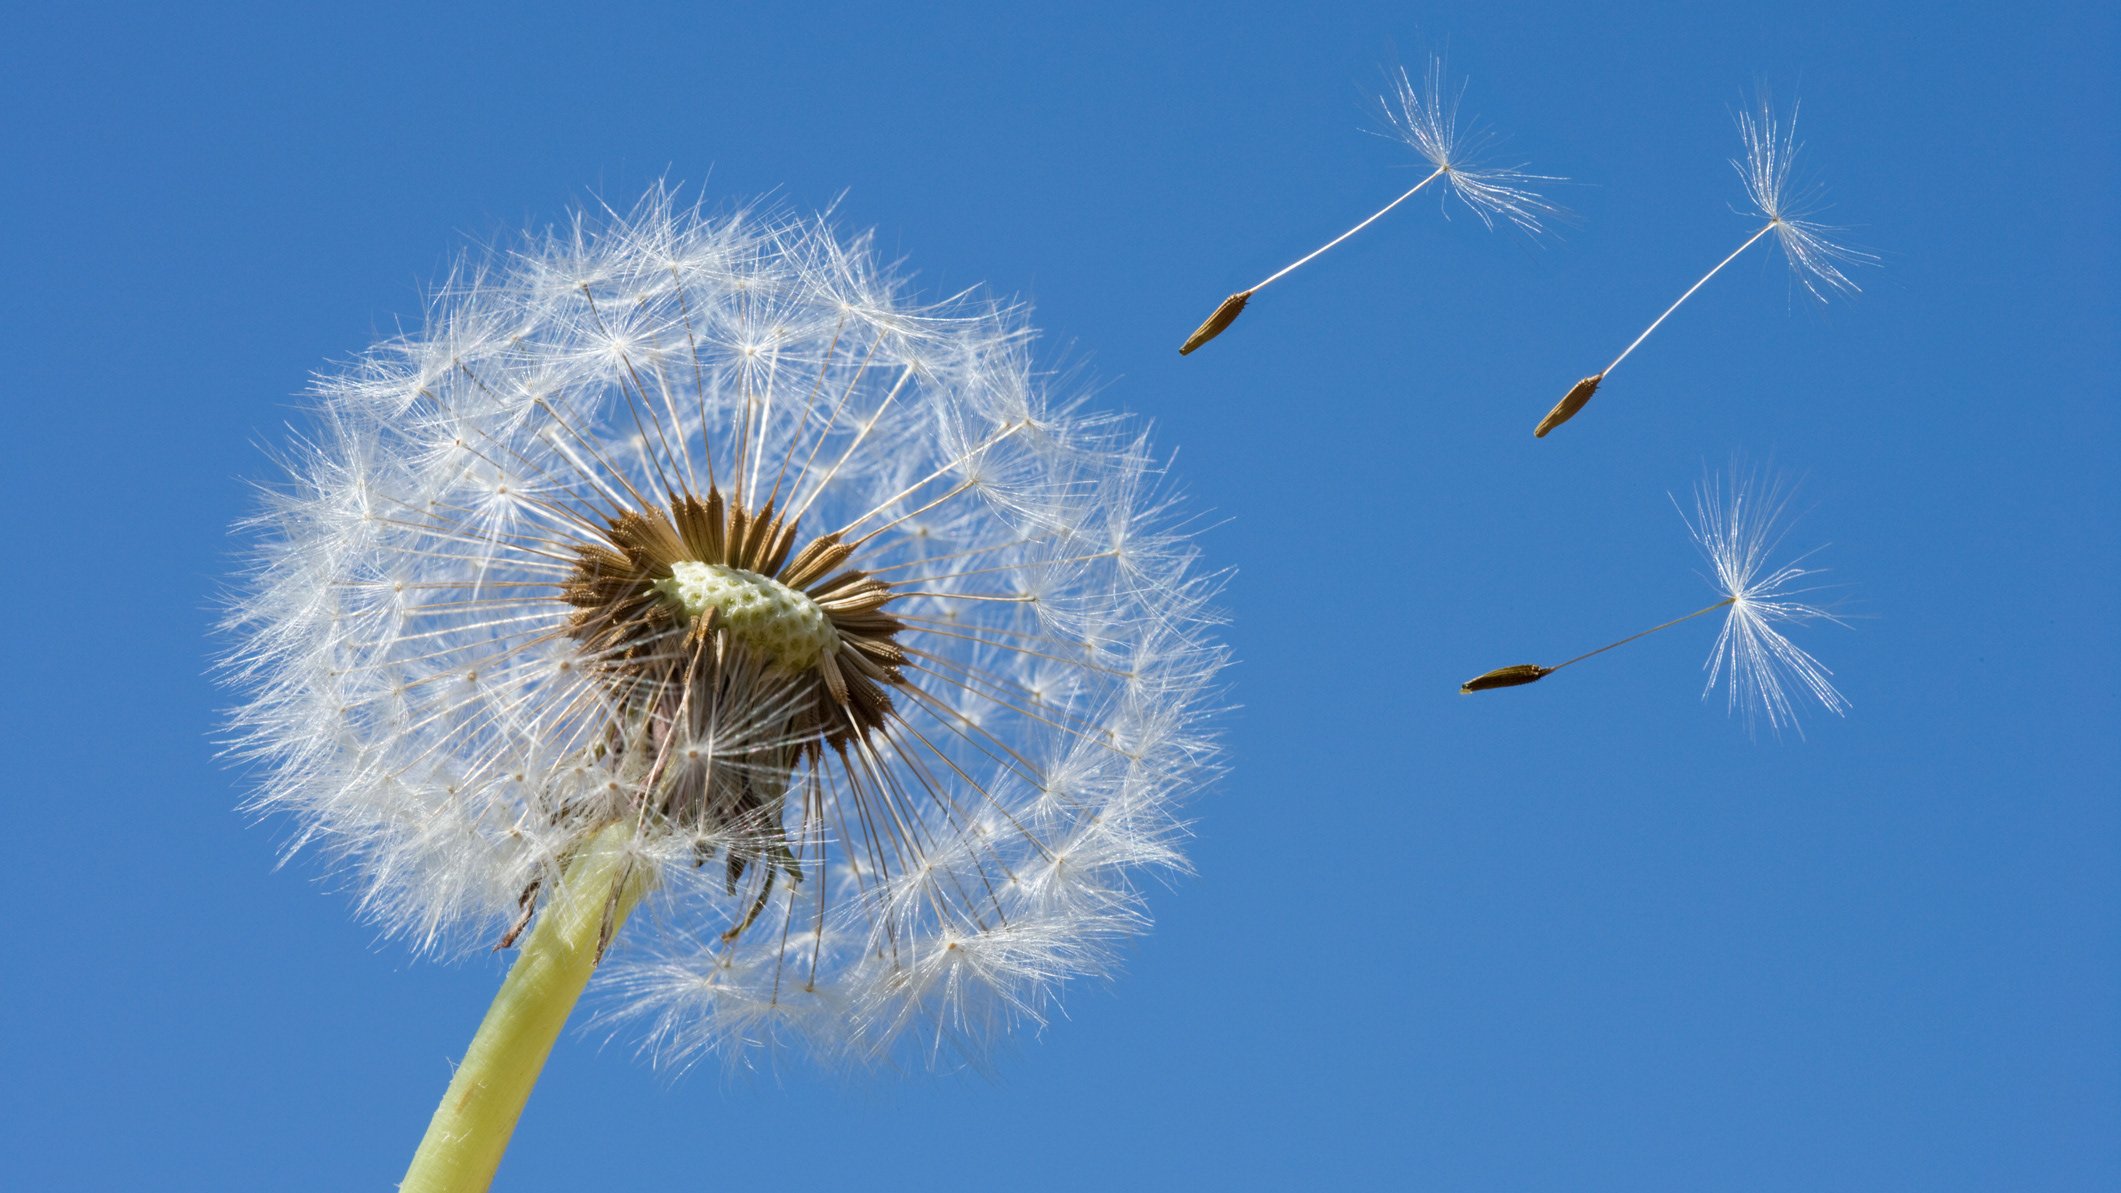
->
<box><xmin>400</xmin><ymin>822</ymin><xmax>652</xmax><ymax>1193</ymax></box>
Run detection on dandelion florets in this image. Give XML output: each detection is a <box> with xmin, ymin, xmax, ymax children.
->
<box><xmin>225</xmin><ymin>185</ymin><xmax>1225</xmax><ymax>1070</ymax></box>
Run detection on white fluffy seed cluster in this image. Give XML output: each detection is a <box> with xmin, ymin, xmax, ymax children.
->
<box><xmin>224</xmin><ymin>187</ymin><xmax>1225</xmax><ymax>1070</ymax></box>
<box><xmin>652</xmin><ymin>562</ymin><xmax>839</xmax><ymax>670</ymax></box>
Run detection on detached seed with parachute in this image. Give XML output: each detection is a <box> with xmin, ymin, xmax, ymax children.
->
<box><xmin>1178</xmin><ymin>56</ymin><xmax>1559</xmax><ymax>356</ymax></box>
<box><xmin>1533</xmin><ymin>96</ymin><xmax>1873</xmax><ymax>437</ymax></box>
<box><xmin>1461</xmin><ymin>465</ymin><xmax>1850</xmax><ymax>737</ymax></box>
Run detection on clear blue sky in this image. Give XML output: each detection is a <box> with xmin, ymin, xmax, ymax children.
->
<box><xmin>4</xmin><ymin>2</ymin><xmax>2115</xmax><ymax>1189</ymax></box>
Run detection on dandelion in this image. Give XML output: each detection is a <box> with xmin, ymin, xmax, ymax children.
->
<box><xmin>1461</xmin><ymin>466</ymin><xmax>1848</xmax><ymax>735</ymax></box>
<box><xmin>224</xmin><ymin>186</ymin><xmax>1224</xmax><ymax>1187</ymax></box>
<box><xmin>1179</xmin><ymin>56</ymin><xmax>1560</xmax><ymax>354</ymax></box>
<box><xmin>1534</xmin><ymin>97</ymin><xmax>1876</xmax><ymax>436</ymax></box>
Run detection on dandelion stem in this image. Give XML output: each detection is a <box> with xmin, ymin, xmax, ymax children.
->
<box><xmin>1547</xmin><ymin>597</ymin><xmax>1735</xmax><ymax>675</ymax></box>
<box><xmin>1602</xmin><ymin>222</ymin><xmax>1775</xmax><ymax>377</ymax></box>
<box><xmin>400</xmin><ymin>822</ymin><xmax>651</xmax><ymax>1193</ymax></box>
<box><xmin>1250</xmin><ymin>165</ymin><xmax>1449</xmax><ymax>294</ymax></box>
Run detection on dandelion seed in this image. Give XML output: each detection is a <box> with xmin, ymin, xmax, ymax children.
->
<box><xmin>1459</xmin><ymin>664</ymin><xmax>1552</xmax><ymax>693</ymax></box>
<box><xmin>1462</xmin><ymin>465</ymin><xmax>1848</xmax><ymax>735</ymax></box>
<box><xmin>225</xmin><ymin>186</ymin><xmax>1224</xmax><ymax>1184</ymax></box>
<box><xmin>1535</xmin><ymin>97</ymin><xmax>1876</xmax><ymax>436</ymax></box>
<box><xmin>1180</xmin><ymin>56</ymin><xmax>1560</xmax><ymax>354</ymax></box>
<box><xmin>1178</xmin><ymin>292</ymin><xmax>1250</xmax><ymax>356</ymax></box>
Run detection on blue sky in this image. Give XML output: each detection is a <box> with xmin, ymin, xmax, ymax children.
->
<box><xmin>3</xmin><ymin>2</ymin><xmax>2115</xmax><ymax>1190</ymax></box>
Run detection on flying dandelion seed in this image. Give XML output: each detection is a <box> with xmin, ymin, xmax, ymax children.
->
<box><xmin>1534</xmin><ymin>98</ymin><xmax>1876</xmax><ymax>436</ymax></box>
<box><xmin>225</xmin><ymin>186</ymin><xmax>1224</xmax><ymax>1186</ymax></box>
<box><xmin>1179</xmin><ymin>56</ymin><xmax>1560</xmax><ymax>355</ymax></box>
<box><xmin>1461</xmin><ymin>465</ymin><xmax>1849</xmax><ymax>736</ymax></box>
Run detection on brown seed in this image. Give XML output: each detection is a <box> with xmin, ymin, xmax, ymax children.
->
<box><xmin>1534</xmin><ymin>373</ymin><xmax>1603</xmax><ymax>438</ymax></box>
<box><xmin>1179</xmin><ymin>291</ymin><xmax>1253</xmax><ymax>355</ymax></box>
<box><xmin>1459</xmin><ymin>664</ymin><xmax>1554</xmax><ymax>694</ymax></box>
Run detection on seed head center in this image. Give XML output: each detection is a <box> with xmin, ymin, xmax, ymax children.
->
<box><xmin>653</xmin><ymin>561</ymin><xmax>840</xmax><ymax>669</ymax></box>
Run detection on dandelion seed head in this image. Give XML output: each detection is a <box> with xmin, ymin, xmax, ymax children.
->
<box><xmin>224</xmin><ymin>184</ymin><xmax>1224</xmax><ymax>1070</ymax></box>
<box><xmin>1734</xmin><ymin>99</ymin><xmax>1877</xmax><ymax>300</ymax></box>
<box><xmin>1683</xmin><ymin>465</ymin><xmax>1850</xmax><ymax>736</ymax></box>
<box><xmin>1379</xmin><ymin>57</ymin><xmax>1562</xmax><ymax>236</ymax></box>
